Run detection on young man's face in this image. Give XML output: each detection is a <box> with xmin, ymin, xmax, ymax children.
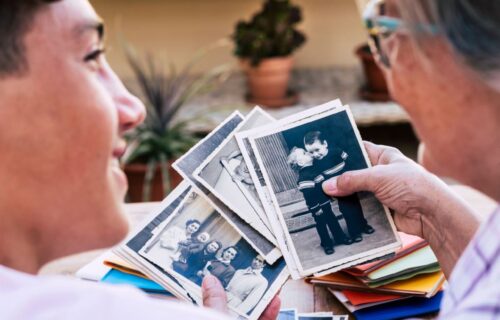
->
<box><xmin>0</xmin><ymin>0</ymin><xmax>145</xmax><ymax>261</ymax></box>
<box><xmin>305</xmin><ymin>140</ymin><xmax>328</xmax><ymax>160</ymax></box>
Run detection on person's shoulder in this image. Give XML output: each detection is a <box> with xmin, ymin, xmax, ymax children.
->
<box><xmin>0</xmin><ymin>266</ymin><xmax>229</xmax><ymax>320</ymax></box>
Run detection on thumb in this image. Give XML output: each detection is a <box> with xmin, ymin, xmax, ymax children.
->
<box><xmin>202</xmin><ymin>274</ymin><xmax>228</xmax><ymax>314</ymax></box>
<box><xmin>322</xmin><ymin>168</ymin><xmax>376</xmax><ymax>196</ymax></box>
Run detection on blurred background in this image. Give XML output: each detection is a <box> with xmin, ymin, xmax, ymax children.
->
<box><xmin>93</xmin><ymin>0</ymin><xmax>367</xmax><ymax>77</ymax></box>
<box><xmin>95</xmin><ymin>0</ymin><xmax>418</xmax><ymax>202</ymax></box>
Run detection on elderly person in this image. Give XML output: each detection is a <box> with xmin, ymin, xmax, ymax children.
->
<box><xmin>322</xmin><ymin>0</ymin><xmax>499</xmax><ymax>318</ymax></box>
<box><xmin>0</xmin><ymin>1</ymin><xmax>279</xmax><ymax>319</ymax></box>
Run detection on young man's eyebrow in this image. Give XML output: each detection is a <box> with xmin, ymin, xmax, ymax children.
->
<box><xmin>74</xmin><ymin>20</ymin><xmax>105</xmax><ymax>42</ymax></box>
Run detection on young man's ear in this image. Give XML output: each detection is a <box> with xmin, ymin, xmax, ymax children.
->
<box><xmin>323</xmin><ymin>140</ymin><xmax>328</xmax><ymax>147</ymax></box>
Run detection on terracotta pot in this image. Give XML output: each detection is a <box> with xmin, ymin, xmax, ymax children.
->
<box><xmin>355</xmin><ymin>43</ymin><xmax>391</xmax><ymax>101</ymax></box>
<box><xmin>240</xmin><ymin>56</ymin><xmax>296</xmax><ymax>108</ymax></box>
<box><xmin>124</xmin><ymin>162</ymin><xmax>182</xmax><ymax>203</ymax></box>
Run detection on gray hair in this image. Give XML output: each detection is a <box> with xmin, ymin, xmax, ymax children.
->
<box><xmin>398</xmin><ymin>0</ymin><xmax>500</xmax><ymax>81</ymax></box>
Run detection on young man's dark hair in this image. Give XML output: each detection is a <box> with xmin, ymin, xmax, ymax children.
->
<box><xmin>0</xmin><ymin>0</ymin><xmax>61</xmax><ymax>77</ymax></box>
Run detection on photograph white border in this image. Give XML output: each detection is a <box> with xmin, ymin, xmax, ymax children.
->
<box><xmin>193</xmin><ymin>107</ymin><xmax>277</xmax><ymax>245</ymax></box>
<box><xmin>114</xmin><ymin>182</ymin><xmax>200</xmax><ymax>303</ymax></box>
<box><xmin>237</xmin><ymin>100</ymin><xmax>344</xmax><ymax>279</ymax></box>
<box><xmin>248</xmin><ymin>103</ymin><xmax>401</xmax><ymax>276</ymax></box>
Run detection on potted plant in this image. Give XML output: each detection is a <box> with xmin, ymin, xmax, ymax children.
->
<box><xmin>123</xmin><ymin>47</ymin><xmax>230</xmax><ymax>202</ymax></box>
<box><xmin>355</xmin><ymin>43</ymin><xmax>391</xmax><ymax>102</ymax></box>
<box><xmin>233</xmin><ymin>0</ymin><xmax>306</xmax><ymax>108</ymax></box>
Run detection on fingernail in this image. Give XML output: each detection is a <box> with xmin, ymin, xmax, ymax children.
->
<box><xmin>323</xmin><ymin>177</ymin><xmax>338</xmax><ymax>193</ymax></box>
<box><xmin>203</xmin><ymin>274</ymin><xmax>217</xmax><ymax>289</ymax></box>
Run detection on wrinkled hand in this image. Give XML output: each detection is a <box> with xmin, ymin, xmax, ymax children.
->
<box><xmin>202</xmin><ymin>274</ymin><xmax>281</xmax><ymax>320</ymax></box>
<box><xmin>322</xmin><ymin>141</ymin><xmax>446</xmax><ymax>238</ymax></box>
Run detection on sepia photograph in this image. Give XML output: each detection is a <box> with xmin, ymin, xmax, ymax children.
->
<box><xmin>250</xmin><ymin>104</ymin><xmax>401</xmax><ymax>276</ymax></box>
<box><xmin>133</xmin><ymin>184</ymin><xmax>289</xmax><ymax>320</ymax></box>
<box><xmin>194</xmin><ymin>107</ymin><xmax>276</xmax><ymax>245</ymax></box>
<box><xmin>172</xmin><ymin>112</ymin><xmax>281</xmax><ymax>264</ymax></box>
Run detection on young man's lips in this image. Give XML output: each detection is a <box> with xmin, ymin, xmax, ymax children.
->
<box><xmin>112</xmin><ymin>144</ymin><xmax>127</xmax><ymax>158</ymax></box>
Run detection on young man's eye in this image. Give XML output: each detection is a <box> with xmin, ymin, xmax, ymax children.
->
<box><xmin>84</xmin><ymin>48</ymin><xmax>106</xmax><ymax>69</ymax></box>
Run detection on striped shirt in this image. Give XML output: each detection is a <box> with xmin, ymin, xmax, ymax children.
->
<box><xmin>439</xmin><ymin>206</ymin><xmax>500</xmax><ymax>319</ymax></box>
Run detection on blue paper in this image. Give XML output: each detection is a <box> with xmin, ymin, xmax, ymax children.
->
<box><xmin>101</xmin><ymin>269</ymin><xmax>172</xmax><ymax>296</ymax></box>
<box><xmin>353</xmin><ymin>291</ymin><xmax>443</xmax><ymax>320</ymax></box>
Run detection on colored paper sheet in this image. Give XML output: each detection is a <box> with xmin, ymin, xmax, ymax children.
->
<box><xmin>345</xmin><ymin>232</ymin><xmax>427</xmax><ymax>277</ymax></box>
<box><xmin>309</xmin><ymin>271</ymin><xmax>445</xmax><ymax>297</ymax></box>
<box><xmin>329</xmin><ymin>289</ymin><xmax>409</xmax><ymax>313</ymax></box>
<box><xmin>353</xmin><ymin>291</ymin><xmax>443</xmax><ymax>320</ymax></box>
<box><xmin>342</xmin><ymin>290</ymin><xmax>403</xmax><ymax>306</ymax></box>
<box><xmin>362</xmin><ymin>264</ymin><xmax>441</xmax><ymax>288</ymax></box>
<box><xmin>101</xmin><ymin>268</ymin><xmax>172</xmax><ymax>296</ymax></box>
<box><xmin>366</xmin><ymin>245</ymin><xmax>438</xmax><ymax>282</ymax></box>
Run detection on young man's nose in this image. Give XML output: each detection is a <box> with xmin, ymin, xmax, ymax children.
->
<box><xmin>103</xmin><ymin>61</ymin><xmax>146</xmax><ymax>133</ymax></box>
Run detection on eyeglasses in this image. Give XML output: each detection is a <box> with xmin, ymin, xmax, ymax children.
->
<box><xmin>363</xmin><ymin>0</ymin><xmax>439</xmax><ymax>68</ymax></box>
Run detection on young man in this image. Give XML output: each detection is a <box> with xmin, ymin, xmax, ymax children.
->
<box><xmin>304</xmin><ymin>131</ymin><xmax>374</xmax><ymax>242</ymax></box>
<box><xmin>288</xmin><ymin>147</ymin><xmax>351</xmax><ymax>255</ymax></box>
<box><xmin>0</xmin><ymin>1</ymin><xmax>279</xmax><ymax>319</ymax></box>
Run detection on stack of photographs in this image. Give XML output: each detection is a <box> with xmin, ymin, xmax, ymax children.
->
<box><xmin>115</xmin><ymin>101</ymin><xmax>402</xmax><ymax>319</ymax></box>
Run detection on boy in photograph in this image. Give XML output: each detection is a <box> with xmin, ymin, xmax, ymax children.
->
<box><xmin>226</xmin><ymin>255</ymin><xmax>269</xmax><ymax>314</ymax></box>
<box><xmin>304</xmin><ymin>131</ymin><xmax>374</xmax><ymax>242</ymax></box>
<box><xmin>287</xmin><ymin>148</ymin><xmax>351</xmax><ymax>255</ymax></box>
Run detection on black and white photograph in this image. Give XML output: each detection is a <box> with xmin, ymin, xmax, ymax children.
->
<box><xmin>235</xmin><ymin>127</ymin><xmax>274</xmax><ymax>232</ymax></box>
<box><xmin>172</xmin><ymin>111</ymin><xmax>281</xmax><ymax>264</ymax></box>
<box><xmin>117</xmin><ymin>182</ymin><xmax>197</xmax><ymax>303</ymax></box>
<box><xmin>131</xmin><ymin>183</ymin><xmax>289</xmax><ymax>320</ymax></box>
<box><xmin>194</xmin><ymin>107</ymin><xmax>276</xmax><ymax>245</ymax></box>
<box><xmin>249</xmin><ymin>104</ymin><xmax>401</xmax><ymax>276</ymax></box>
<box><xmin>237</xmin><ymin>100</ymin><xmax>344</xmax><ymax>279</ymax></box>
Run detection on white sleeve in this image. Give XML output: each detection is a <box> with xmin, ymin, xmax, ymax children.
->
<box><xmin>3</xmin><ymin>276</ymin><xmax>231</xmax><ymax>320</ymax></box>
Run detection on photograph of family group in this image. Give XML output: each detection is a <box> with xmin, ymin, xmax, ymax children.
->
<box><xmin>250</xmin><ymin>107</ymin><xmax>400</xmax><ymax>274</ymax></box>
<box><xmin>138</xmin><ymin>188</ymin><xmax>288</xmax><ymax>317</ymax></box>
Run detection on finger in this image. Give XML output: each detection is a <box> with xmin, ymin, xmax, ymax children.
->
<box><xmin>202</xmin><ymin>274</ymin><xmax>228</xmax><ymax>314</ymax></box>
<box><xmin>364</xmin><ymin>141</ymin><xmax>405</xmax><ymax>165</ymax></box>
<box><xmin>259</xmin><ymin>296</ymin><xmax>281</xmax><ymax>320</ymax></box>
<box><xmin>363</xmin><ymin>141</ymin><xmax>386</xmax><ymax>165</ymax></box>
<box><xmin>322</xmin><ymin>168</ymin><xmax>377</xmax><ymax>196</ymax></box>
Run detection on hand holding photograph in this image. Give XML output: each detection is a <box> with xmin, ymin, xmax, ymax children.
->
<box><xmin>121</xmin><ymin>182</ymin><xmax>289</xmax><ymax>320</ymax></box>
<box><xmin>249</xmin><ymin>102</ymin><xmax>401</xmax><ymax>277</ymax></box>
